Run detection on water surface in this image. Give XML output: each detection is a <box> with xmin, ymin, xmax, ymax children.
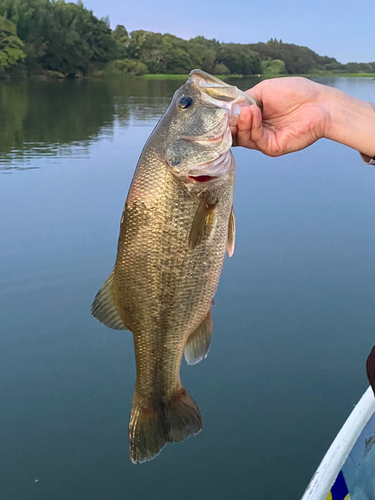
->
<box><xmin>1</xmin><ymin>75</ymin><xmax>374</xmax><ymax>500</ymax></box>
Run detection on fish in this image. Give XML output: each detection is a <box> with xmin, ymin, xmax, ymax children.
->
<box><xmin>92</xmin><ymin>70</ymin><xmax>259</xmax><ymax>463</ymax></box>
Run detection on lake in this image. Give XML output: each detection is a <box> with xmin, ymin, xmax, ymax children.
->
<box><xmin>1</xmin><ymin>75</ymin><xmax>374</xmax><ymax>500</ymax></box>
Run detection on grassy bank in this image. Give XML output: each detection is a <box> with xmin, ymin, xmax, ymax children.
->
<box><xmin>141</xmin><ymin>73</ymin><xmax>243</xmax><ymax>80</ymax></box>
<box><xmin>293</xmin><ymin>72</ymin><xmax>375</xmax><ymax>78</ymax></box>
<box><xmin>324</xmin><ymin>73</ymin><xmax>375</xmax><ymax>77</ymax></box>
<box><xmin>142</xmin><ymin>72</ymin><xmax>375</xmax><ymax>80</ymax></box>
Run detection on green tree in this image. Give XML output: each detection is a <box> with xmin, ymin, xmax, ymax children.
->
<box><xmin>41</xmin><ymin>2</ymin><xmax>115</xmax><ymax>75</ymax></box>
<box><xmin>323</xmin><ymin>61</ymin><xmax>346</xmax><ymax>71</ymax></box>
<box><xmin>261</xmin><ymin>58</ymin><xmax>285</xmax><ymax>75</ymax></box>
<box><xmin>110</xmin><ymin>58</ymin><xmax>148</xmax><ymax>76</ymax></box>
<box><xmin>0</xmin><ymin>2</ymin><xmax>370</xmax><ymax>78</ymax></box>
<box><xmin>112</xmin><ymin>24</ymin><xmax>128</xmax><ymax>40</ymax></box>
<box><xmin>0</xmin><ymin>0</ymin><xmax>52</xmax><ymax>68</ymax></box>
<box><xmin>248</xmin><ymin>40</ymin><xmax>323</xmax><ymax>74</ymax></box>
<box><xmin>0</xmin><ymin>15</ymin><xmax>25</xmax><ymax>76</ymax></box>
<box><xmin>213</xmin><ymin>62</ymin><xmax>230</xmax><ymax>75</ymax></box>
<box><xmin>133</xmin><ymin>32</ymin><xmax>194</xmax><ymax>74</ymax></box>
<box><xmin>217</xmin><ymin>43</ymin><xmax>262</xmax><ymax>75</ymax></box>
<box><xmin>344</xmin><ymin>61</ymin><xmax>375</xmax><ymax>73</ymax></box>
<box><xmin>126</xmin><ymin>30</ymin><xmax>151</xmax><ymax>60</ymax></box>
<box><xmin>187</xmin><ymin>36</ymin><xmax>220</xmax><ymax>73</ymax></box>
<box><xmin>112</xmin><ymin>24</ymin><xmax>129</xmax><ymax>59</ymax></box>
<box><xmin>0</xmin><ymin>0</ymin><xmax>115</xmax><ymax>76</ymax></box>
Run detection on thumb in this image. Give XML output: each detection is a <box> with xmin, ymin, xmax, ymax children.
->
<box><xmin>245</xmin><ymin>81</ymin><xmax>264</xmax><ymax>106</ymax></box>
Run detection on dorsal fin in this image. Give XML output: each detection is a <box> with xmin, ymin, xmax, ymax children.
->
<box><xmin>184</xmin><ymin>307</ymin><xmax>213</xmax><ymax>365</ymax></box>
<box><xmin>227</xmin><ymin>206</ymin><xmax>235</xmax><ymax>257</ymax></box>
<box><xmin>91</xmin><ymin>272</ymin><xmax>128</xmax><ymax>330</ymax></box>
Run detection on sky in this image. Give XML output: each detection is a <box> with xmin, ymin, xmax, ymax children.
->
<box><xmin>78</xmin><ymin>0</ymin><xmax>374</xmax><ymax>64</ymax></box>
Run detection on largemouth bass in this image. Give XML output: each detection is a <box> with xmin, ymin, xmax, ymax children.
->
<box><xmin>92</xmin><ymin>70</ymin><xmax>258</xmax><ymax>463</ymax></box>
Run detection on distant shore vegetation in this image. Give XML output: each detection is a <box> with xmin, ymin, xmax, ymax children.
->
<box><xmin>0</xmin><ymin>0</ymin><xmax>374</xmax><ymax>80</ymax></box>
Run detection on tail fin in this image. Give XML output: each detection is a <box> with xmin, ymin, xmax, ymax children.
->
<box><xmin>129</xmin><ymin>388</ymin><xmax>202</xmax><ymax>463</ymax></box>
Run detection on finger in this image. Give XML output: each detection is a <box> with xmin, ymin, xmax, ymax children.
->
<box><xmin>236</xmin><ymin>107</ymin><xmax>253</xmax><ymax>148</ymax></box>
<box><xmin>249</xmin><ymin>106</ymin><xmax>264</xmax><ymax>144</ymax></box>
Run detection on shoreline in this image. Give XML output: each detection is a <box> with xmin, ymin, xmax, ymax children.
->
<box><xmin>141</xmin><ymin>73</ymin><xmax>375</xmax><ymax>80</ymax></box>
<box><xmin>1</xmin><ymin>73</ymin><xmax>374</xmax><ymax>84</ymax></box>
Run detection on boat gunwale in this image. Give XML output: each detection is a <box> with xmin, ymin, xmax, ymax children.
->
<box><xmin>301</xmin><ymin>386</ymin><xmax>375</xmax><ymax>500</ymax></box>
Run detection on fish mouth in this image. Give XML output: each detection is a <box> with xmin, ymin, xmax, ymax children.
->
<box><xmin>187</xmin><ymin>133</ymin><xmax>225</xmax><ymax>147</ymax></box>
<box><xmin>179</xmin><ymin>116</ymin><xmax>233</xmax><ymax>185</ymax></box>
<box><xmin>188</xmin><ymin>175</ymin><xmax>218</xmax><ymax>183</ymax></box>
<box><xmin>180</xmin><ymin>123</ymin><xmax>232</xmax><ymax>185</ymax></box>
<box><xmin>184</xmin><ymin>150</ymin><xmax>233</xmax><ymax>185</ymax></box>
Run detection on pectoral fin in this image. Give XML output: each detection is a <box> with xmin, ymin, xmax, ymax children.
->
<box><xmin>184</xmin><ymin>307</ymin><xmax>213</xmax><ymax>365</ymax></box>
<box><xmin>227</xmin><ymin>206</ymin><xmax>236</xmax><ymax>257</ymax></box>
<box><xmin>91</xmin><ymin>272</ymin><xmax>128</xmax><ymax>330</ymax></box>
<box><xmin>188</xmin><ymin>195</ymin><xmax>218</xmax><ymax>250</ymax></box>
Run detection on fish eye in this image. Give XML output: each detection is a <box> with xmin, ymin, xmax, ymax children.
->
<box><xmin>179</xmin><ymin>96</ymin><xmax>193</xmax><ymax>109</ymax></box>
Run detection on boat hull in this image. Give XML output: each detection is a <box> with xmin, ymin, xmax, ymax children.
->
<box><xmin>302</xmin><ymin>387</ymin><xmax>375</xmax><ymax>500</ymax></box>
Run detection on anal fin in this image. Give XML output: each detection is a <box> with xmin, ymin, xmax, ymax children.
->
<box><xmin>184</xmin><ymin>307</ymin><xmax>213</xmax><ymax>365</ymax></box>
<box><xmin>91</xmin><ymin>272</ymin><xmax>128</xmax><ymax>330</ymax></box>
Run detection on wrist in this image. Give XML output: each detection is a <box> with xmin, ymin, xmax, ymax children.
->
<box><xmin>323</xmin><ymin>88</ymin><xmax>375</xmax><ymax>157</ymax></box>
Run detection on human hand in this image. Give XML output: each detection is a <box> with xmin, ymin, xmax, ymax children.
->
<box><xmin>231</xmin><ymin>76</ymin><xmax>375</xmax><ymax>159</ymax></box>
<box><xmin>231</xmin><ymin>77</ymin><xmax>330</xmax><ymax>156</ymax></box>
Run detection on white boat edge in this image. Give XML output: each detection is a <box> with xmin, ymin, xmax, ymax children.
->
<box><xmin>301</xmin><ymin>386</ymin><xmax>375</xmax><ymax>500</ymax></box>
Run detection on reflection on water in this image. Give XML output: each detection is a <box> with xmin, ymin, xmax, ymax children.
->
<box><xmin>0</xmin><ymin>75</ymin><xmax>261</xmax><ymax>171</ymax></box>
<box><xmin>0</xmin><ymin>76</ymin><xmax>188</xmax><ymax>170</ymax></box>
<box><xmin>0</xmin><ymin>80</ymin><xmax>111</xmax><ymax>168</ymax></box>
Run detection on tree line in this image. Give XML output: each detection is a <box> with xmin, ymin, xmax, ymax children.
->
<box><xmin>0</xmin><ymin>0</ymin><xmax>373</xmax><ymax>79</ymax></box>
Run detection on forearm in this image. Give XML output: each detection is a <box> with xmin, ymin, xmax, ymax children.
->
<box><xmin>323</xmin><ymin>87</ymin><xmax>375</xmax><ymax>158</ymax></box>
